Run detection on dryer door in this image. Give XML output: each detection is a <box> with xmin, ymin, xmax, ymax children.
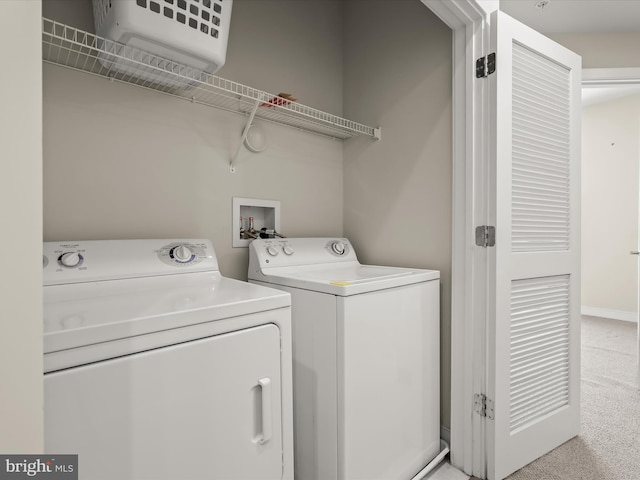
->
<box><xmin>45</xmin><ymin>323</ymin><xmax>283</xmax><ymax>480</ymax></box>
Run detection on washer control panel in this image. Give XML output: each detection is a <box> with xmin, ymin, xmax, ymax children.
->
<box><xmin>43</xmin><ymin>239</ymin><xmax>217</xmax><ymax>285</ymax></box>
<box><xmin>249</xmin><ymin>237</ymin><xmax>357</xmax><ymax>270</ymax></box>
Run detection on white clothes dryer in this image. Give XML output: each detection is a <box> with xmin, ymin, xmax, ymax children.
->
<box><xmin>248</xmin><ymin>237</ymin><xmax>442</xmax><ymax>480</ymax></box>
<box><xmin>43</xmin><ymin>239</ymin><xmax>293</xmax><ymax>480</ymax></box>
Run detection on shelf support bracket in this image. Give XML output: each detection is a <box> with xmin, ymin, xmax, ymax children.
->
<box><xmin>230</xmin><ymin>97</ymin><xmax>262</xmax><ymax>174</ymax></box>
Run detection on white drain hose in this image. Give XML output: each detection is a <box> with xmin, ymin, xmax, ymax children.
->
<box><xmin>411</xmin><ymin>439</ymin><xmax>451</xmax><ymax>480</ymax></box>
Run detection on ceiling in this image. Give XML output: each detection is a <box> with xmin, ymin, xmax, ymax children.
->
<box><xmin>500</xmin><ymin>0</ymin><xmax>640</xmax><ymax>34</ymax></box>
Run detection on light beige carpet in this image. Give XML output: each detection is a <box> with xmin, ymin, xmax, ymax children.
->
<box><xmin>506</xmin><ymin>316</ymin><xmax>640</xmax><ymax>480</ymax></box>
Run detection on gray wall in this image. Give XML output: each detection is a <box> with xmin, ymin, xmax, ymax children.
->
<box><xmin>43</xmin><ymin>0</ymin><xmax>345</xmax><ymax>280</ymax></box>
<box><xmin>43</xmin><ymin>0</ymin><xmax>454</xmax><ymax>430</ymax></box>
<box><xmin>0</xmin><ymin>1</ymin><xmax>43</xmax><ymax>452</ymax></box>
<box><xmin>548</xmin><ymin>32</ymin><xmax>640</xmax><ymax>68</ymax></box>
<box><xmin>221</xmin><ymin>0</ymin><xmax>345</xmax><ymax>116</ymax></box>
<box><xmin>548</xmin><ymin>32</ymin><xmax>640</xmax><ymax>69</ymax></box>
<box><xmin>343</xmin><ymin>0</ymin><xmax>453</xmax><ymax>429</ymax></box>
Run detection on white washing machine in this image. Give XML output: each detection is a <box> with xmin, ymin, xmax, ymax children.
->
<box><xmin>43</xmin><ymin>239</ymin><xmax>293</xmax><ymax>480</ymax></box>
<box><xmin>248</xmin><ymin>237</ymin><xmax>442</xmax><ymax>480</ymax></box>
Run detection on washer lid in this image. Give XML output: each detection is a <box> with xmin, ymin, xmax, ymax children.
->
<box><xmin>257</xmin><ymin>262</ymin><xmax>440</xmax><ymax>296</ymax></box>
<box><xmin>43</xmin><ymin>272</ymin><xmax>290</xmax><ymax>355</ymax></box>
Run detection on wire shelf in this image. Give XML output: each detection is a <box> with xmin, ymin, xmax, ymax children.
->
<box><xmin>42</xmin><ymin>17</ymin><xmax>381</xmax><ymax>141</ymax></box>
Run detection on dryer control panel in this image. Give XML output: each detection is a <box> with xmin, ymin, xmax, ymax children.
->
<box><xmin>156</xmin><ymin>242</ymin><xmax>208</xmax><ymax>267</ymax></box>
<box><xmin>43</xmin><ymin>239</ymin><xmax>218</xmax><ymax>285</ymax></box>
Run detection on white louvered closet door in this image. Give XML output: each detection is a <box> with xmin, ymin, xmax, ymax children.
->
<box><xmin>487</xmin><ymin>11</ymin><xmax>582</xmax><ymax>480</ymax></box>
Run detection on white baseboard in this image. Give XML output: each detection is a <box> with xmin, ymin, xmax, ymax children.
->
<box><xmin>581</xmin><ymin>306</ymin><xmax>638</xmax><ymax>323</ymax></box>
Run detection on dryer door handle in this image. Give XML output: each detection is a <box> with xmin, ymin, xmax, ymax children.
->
<box><xmin>257</xmin><ymin>377</ymin><xmax>273</xmax><ymax>444</ymax></box>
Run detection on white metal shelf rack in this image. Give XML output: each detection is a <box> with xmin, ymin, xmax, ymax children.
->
<box><xmin>42</xmin><ymin>17</ymin><xmax>381</xmax><ymax>143</ymax></box>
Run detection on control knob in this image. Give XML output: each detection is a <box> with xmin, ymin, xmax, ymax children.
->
<box><xmin>172</xmin><ymin>245</ymin><xmax>193</xmax><ymax>263</ymax></box>
<box><xmin>283</xmin><ymin>245</ymin><xmax>295</xmax><ymax>256</ymax></box>
<box><xmin>266</xmin><ymin>246</ymin><xmax>279</xmax><ymax>257</ymax></box>
<box><xmin>331</xmin><ymin>241</ymin><xmax>346</xmax><ymax>256</ymax></box>
<box><xmin>59</xmin><ymin>252</ymin><xmax>82</xmax><ymax>268</ymax></box>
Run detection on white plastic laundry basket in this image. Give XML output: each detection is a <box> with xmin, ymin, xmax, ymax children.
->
<box><xmin>92</xmin><ymin>0</ymin><xmax>232</xmax><ymax>86</ymax></box>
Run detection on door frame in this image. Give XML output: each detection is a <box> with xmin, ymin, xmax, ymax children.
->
<box><xmin>582</xmin><ymin>67</ymin><xmax>640</xmax><ymax>86</ymax></box>
<box><xmin>420</xmin><ymin>1</ymin><xmax>496</xmax><ymax>477</ymax></box>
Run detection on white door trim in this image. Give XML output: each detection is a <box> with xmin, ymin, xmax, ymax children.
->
<box><xmin>420</xmin><ymin>1</ymin><xmax>496</xmax><ymax>477</ymax></box>
<box><xmin>582</xmin><ymin>67</ymin><xmax>640</xmax><ymax>85</ymax></box>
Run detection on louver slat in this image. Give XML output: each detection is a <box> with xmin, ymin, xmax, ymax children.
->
<box><xmin>510</xmin><ymin>376</ymin><xmax>568</xmax><ymax>406</ymax></box>
<box><xmin>510</xmin><ymin>276</ymin><xmax>570</xmax><ymax>433</ymax></box>
<box><xmin>511</xmin><ymin>43</ymin><xmax>571</xmax><ymax>252</ymax></box>
<box><xmin>510</xmin><ymin>361</ymin><xmax>569</xmax><ymax>396</ymax></box>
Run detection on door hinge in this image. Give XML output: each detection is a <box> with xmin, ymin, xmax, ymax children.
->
<box><xmin>474</xmin><ymin>393</ymin><xmax>495</xmax><ymax>419</ymax></box>
<box><xmin>475</xmin><ymin>225</ymin><xmax>496</xmax><ymax>247</ymax></box>
<box><xmin>475</xmin><ymin>52</ymin><xmax>496</xmax><ymax>78</ymax></box>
